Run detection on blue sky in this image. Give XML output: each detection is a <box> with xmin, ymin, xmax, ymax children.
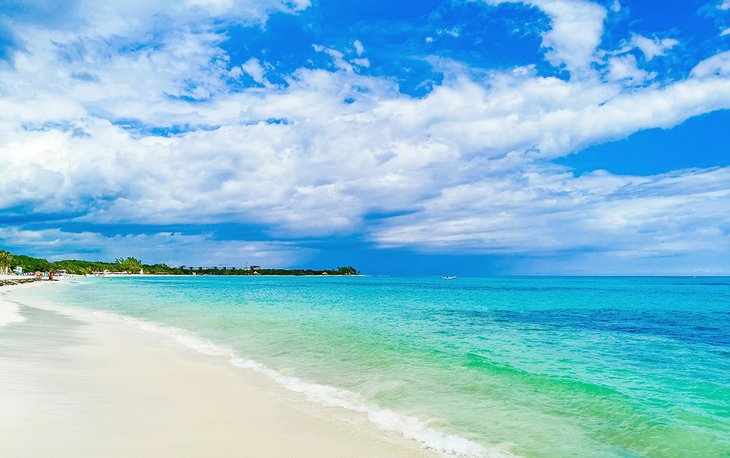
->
<box><xmin>0</xmin><ymin>0</ymin><xmax>729</xmax><ymax>275</ymax></box>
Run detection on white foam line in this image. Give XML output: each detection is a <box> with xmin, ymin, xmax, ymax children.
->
<box><xmin>90</xmin><ymin>310</ymin><xmax>515</xmax><ymax>458</ymax></box>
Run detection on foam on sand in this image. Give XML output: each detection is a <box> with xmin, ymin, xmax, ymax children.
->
<box><xmin>88</xmin><ymin>310</ymin><xmax>513</xmax><ymax>458</ymax></box>
<box><xmin>1</xmin><ymin>294</ymin><xmax>432</xmax><ymax>458</ymax></box>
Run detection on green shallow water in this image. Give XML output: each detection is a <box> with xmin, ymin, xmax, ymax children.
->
<box><xmin>11</xmin><ymin>276</ymin><xmax>730</xmax><ymax>457</ymax></box>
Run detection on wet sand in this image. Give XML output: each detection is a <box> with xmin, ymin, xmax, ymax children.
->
<box><xmin>0</xmin><ymin>284</ymin><xmax>432</xmax><ymax>457</ymax></box>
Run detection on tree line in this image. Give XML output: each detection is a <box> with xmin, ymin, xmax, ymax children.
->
<box><xmin>0</xmin><ymin>249</ymin><xmax>358</xmax><ymax>276</ymax></box>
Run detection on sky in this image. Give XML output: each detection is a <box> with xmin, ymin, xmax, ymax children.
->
<box><xmin>0</xmin><ymin>0</ymin><xmax>729</xmax><ymax>275</ymax></box>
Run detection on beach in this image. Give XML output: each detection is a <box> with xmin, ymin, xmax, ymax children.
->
<box><xmin>2</xmin><ymin>276</ymin><xmax>728</xmax><ymax>457</ymax></box>
<box><xmin>0</xmin><ymin>281</ymin><xmax>432</xmax><ymax>457</ymax></box>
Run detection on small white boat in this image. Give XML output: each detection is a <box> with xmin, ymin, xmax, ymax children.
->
<box><xmin>441</xmin><ymin>276</ymin><xmax>457</xmax><ymax>280</ymax></box>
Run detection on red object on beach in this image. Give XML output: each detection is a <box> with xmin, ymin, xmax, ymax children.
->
<box><xmin>49</xmin><ymin>272</ymin><xmax>54</xmax><ymax>281</ymax></box>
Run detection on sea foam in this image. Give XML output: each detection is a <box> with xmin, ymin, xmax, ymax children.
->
<box><xmin>91</xmin><ymin>310</ymin><xmax>513</xmax><ymax>458</ymax></box>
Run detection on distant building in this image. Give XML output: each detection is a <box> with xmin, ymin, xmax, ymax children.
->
<box><xmin>14</xmin><ymin>266</ymin><xmax>23</xmax><ymax>275</ymax></box>
<box><xmin>249</xmin><ymin>265</ymin><xmax>262</xmax><ymax>271</ymax></box>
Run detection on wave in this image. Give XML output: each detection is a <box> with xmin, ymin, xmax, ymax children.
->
<box><xmin>90</xmin><ymin>310</ymin><xmax>513</xmax><ymax>457</ymax></box>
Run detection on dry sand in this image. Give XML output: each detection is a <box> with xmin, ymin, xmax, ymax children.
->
<box><xmin>0</xmin><ymin>284</ymin><xmax>433</xmax><ymax>457</ymax></box>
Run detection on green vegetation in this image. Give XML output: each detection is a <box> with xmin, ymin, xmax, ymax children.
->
<box><xmin>116</xmin><ymin>257</ymin><xmax>143</xmax><ymax>273</ymax></box>
<box><xmin>4</xmin><ymin>250</ymin><xmax>359</xmax><ymax>276</ymax></box>
<box><xmin>11</xmin><ymin>254</ymin><xmax>50</xmax><ymax>272</ymax></box>
<box><xmin>0</xmin><ymin>249</ymin><xmax>13</xmax><ymax>274</ymax></box>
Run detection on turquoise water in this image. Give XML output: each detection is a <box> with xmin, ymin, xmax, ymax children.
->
<box><xmin>15</xmin><ymin>276</ymin><xmax>730</xmax><ymax>457</ymax></box>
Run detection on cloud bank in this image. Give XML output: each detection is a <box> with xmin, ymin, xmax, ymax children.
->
<box><xmin>1</xmin><ymin>0</ymin><xmax>728</xmax><ymax>273</ymax></box>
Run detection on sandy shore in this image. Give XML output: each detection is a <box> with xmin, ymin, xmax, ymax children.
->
<box><xmin>0</xmin><ymin>283</ymin><xmax>432</xmax><ymax>457</ymax></box>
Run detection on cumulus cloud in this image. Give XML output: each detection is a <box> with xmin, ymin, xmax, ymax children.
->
<box><xmin>486</xmin><ymin>0</ymin><xmax>607</xmax><ymax>75</ymax></box>
<box><xmin>241</xmin><ymin>57</ymin><xmax>272</xmax><ymax>86</ymax></box>
<box><xmin>606</xmin><ymin>54</ymin><xmax>655</xmax><ymax>83</ymax></box>
<box><xmin>4</xmin><ymin>55</ymin><xmax>729</xmax><ymax>241</ymax></box>
<box><xmin>1</xmin><ymin>0</ymin><xmax>730</xmax><ymax>271</ymax></box>
<box><xmin>3</xmin><ymin>42</ymin><xmax>730</xmax><ymax>229</ymax></box>
<box><xmin>629</xmin><ymin>34</ymin><xmax>679</xmax><ymax>61</ymax></box>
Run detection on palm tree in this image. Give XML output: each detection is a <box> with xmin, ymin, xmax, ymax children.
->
<box><xmin>0</xmin><ymin>250</ymin><xmax>14</xmax><ymax>275</ymax></box>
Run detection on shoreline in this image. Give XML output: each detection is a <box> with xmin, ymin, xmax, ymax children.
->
<box><xmin>71</xmin><ymin>274</ymin><xmax>368</xmax><ymax>278</ymax></box>
<box><xmin>0</xmin><ymin>282</ymin><xmax>433</xmax><ymax>457</ymax></box>
<box><xmin>0</xmin><ymin>276</ymin><xmax>45</xmax><ymax>287</ymax></box>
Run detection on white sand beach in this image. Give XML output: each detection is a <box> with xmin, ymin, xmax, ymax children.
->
<box><xmin>0</xmin><ymin>282</ymin><xmax>432</xmax><ymax>457</ymax></box>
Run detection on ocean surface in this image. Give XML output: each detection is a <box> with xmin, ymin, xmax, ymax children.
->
<box><xmin>12</xmin><ymin>276</ymin><xmax>730</xmax><ymax>457</ymax></box>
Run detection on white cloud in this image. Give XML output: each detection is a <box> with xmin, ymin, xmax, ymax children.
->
<box><xmin>241</xmin><ymin>57</ymin><xmax>272</xmax><ymax>86</ymax></box>
<box><xmin>1</xmin><ymin>0</ymin><xmax>730</xmax><ymax>272</ymax></box>
<box><xmin>486</xmin><ymin>0</ymin><xmax>607</xmax><ymax>75</ymax></box>
<box><xmin>691</xmin><ymin>50</ymin><xmax>730</xmax><ymax>77</ymax></box>
<box><xmin>606</xmin><ymin>54</ymin><xmax>655</xmax><ymax>83</ymax></box>
<box><xmin>313</xmin><ymin>44</ymin><xmax>354</xmax><ymax>72</ymax></box>
<box><xmin>511</xmin><ymin>65</ymin><xmax>537</xmax><ymax>76</ymax></box>
<box><xmin>629</xmin><ymin>34</ymin><xmax>679</xmax><ymax>61</ymax></box>
<box><xmin>0</xmin><ymin>0</ymin><xmax>310</xmax><ymax>42</ymax></box>
<box><xmin>312</xmin><ymin>44</ymin><xmax>371</xmax><ymax>73</ymax></box>
<box><xmin>721</xmin><ymin>28</ymin><xmax>730</xmax><ymax>36</ymax></box>
<box><xmin>372</xmin><ymin>166</ymin><xmax>730</xmax><ymax>272</ymax></box>
<box><xmin>351</xmin><ymin>57</ymin><xmax>370</xmax><ymax>68</ymax></box>
<box><xmin>353</xmin><ymin>39</ymin><xmax>365</xmax><ymax>56</ymax></box>
<box><xmin>720</xmin><ymin>0</ymin><xmax>730</xmax><ymax>10</ymax></box>
<box><xmin>3</xmin><ymin>48</ymin><xmax>730</xmax><ymax>235</ymax></box>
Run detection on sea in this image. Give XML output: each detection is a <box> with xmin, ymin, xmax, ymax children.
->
<box><xmin>12</xmin><ymin>276</ymin><xmax>730</xmax><ymax>457</ymax></box>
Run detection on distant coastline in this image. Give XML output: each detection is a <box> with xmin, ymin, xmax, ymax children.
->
<box><xmin>1</xmin><ymin>250</ymin><xmax>359</xmax><ymax>277</ymax></box>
